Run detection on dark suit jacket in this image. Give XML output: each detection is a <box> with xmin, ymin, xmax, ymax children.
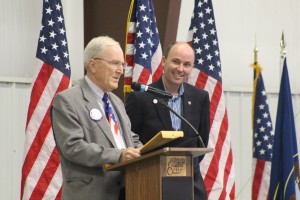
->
<box><xmin>125</xmin><ymin>77</ymin><xmax>210</xmax><ymax>200</ymax></box>
<box><xmin>52</xmin><ymin>79</ymin><xmax>143</xmax><ymax>200</ymax></box>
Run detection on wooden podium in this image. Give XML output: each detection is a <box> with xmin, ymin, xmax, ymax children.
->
<box><xmin>104</xmin><ymin>147</ymin><xmax>213</xmax><ymax>200</ymax></box>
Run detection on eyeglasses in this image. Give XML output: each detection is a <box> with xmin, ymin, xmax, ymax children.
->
<box><xmin>92</xmin><ymin>57</ymin><xmax>127</xmax><ymax>69</ymax></box>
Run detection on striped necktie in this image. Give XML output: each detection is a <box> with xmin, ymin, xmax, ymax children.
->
<box><xmin>102</xmin><ymin>93</ymin><xmax>119</xmax><ymax>135</ymax></box>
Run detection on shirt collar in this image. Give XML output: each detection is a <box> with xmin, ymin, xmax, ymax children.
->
<box><xmin>162</xmin><ymin>80</ymin><xmax>184</xmax><ymax>99</ymax></box>
<box><xmin>85</xmin><ymin>75</ymin><xmax>107</xmax><ymax>100</ymax></box>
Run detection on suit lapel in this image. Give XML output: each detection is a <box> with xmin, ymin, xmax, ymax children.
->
<box><xmin>182</xmin><ymin>84</ymin><xmax>196</xmax><ymax>136</ymax></box>
<box><xmin>80</xmin><ymin>79</ymin><xmax>118</xmax><ymax>148</ymax></box>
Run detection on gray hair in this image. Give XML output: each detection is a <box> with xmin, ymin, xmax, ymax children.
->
<box><xmin>84</xmin><ymin>36</ymin><xmax>119</xmax><ymax>69</ymax></box>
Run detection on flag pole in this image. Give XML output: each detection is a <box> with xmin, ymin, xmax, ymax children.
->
<box><xmin>251</xmin><ymin>35</ymin><xmax>261</xmax><ymax>129</ymax></box>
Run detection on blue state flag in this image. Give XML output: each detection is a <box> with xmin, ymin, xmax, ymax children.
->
<box><xmin>269</xmin><ymin>58</ymin><xmax>300</xmax><ymax>200</ymax></box>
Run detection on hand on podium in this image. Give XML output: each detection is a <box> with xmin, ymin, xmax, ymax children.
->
<box><xmin>119</xmin><ymin>147</ymin><xmax>141</xmax><ymax>163</ymax></box>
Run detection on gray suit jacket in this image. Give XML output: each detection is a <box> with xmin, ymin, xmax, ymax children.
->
<box><xmin>52</xmin><ymin>78</ymin><xmax>142</xmax><ymax>200</ymax></box>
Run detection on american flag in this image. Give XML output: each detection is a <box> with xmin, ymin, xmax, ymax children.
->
<box><xmin>251</xmin><ymin>64</ymin><xmax>274</xmax><ymax>200</ymax></box>
<box><xmin>186</xmin><ymin>0</ymin><xmax>235</xmax><ymax>199</ymax></box>
<box><xmin>124</xmin><ymin>0</ymin><xmax>163</xmax><ymax>92</ymax></box>
<box><xmin>21</xmin><ymin>0</ymin><xmax>70</xmax><ymax>199</ymax></box>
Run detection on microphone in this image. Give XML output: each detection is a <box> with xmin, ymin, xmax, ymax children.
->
<box><xmin>131</xmin><ymin>82</ymin><xmax>173</xmax><ymax>99</ymax></box>
<box><xmin>154</xmin><ymin>98</ymin><xmax>206</xmax><ymax>148</ymax></box>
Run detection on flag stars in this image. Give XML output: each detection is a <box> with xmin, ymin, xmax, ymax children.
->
<box><xmin>215</xmin><ymin>50</ymin><xmax>219</xmax><ymax>56</ymax></box>
<box><xmin>198</xmin><ymin>12</ymin><xmax>204</xmax><ymax>18</ymax></box>
<box><xmin>50</xmin><ymin>31</ymin><xmax>57</xmax><ymax>38</ymax></box>
<box><xmin>205</xmin><ymin>7</ymin><xmax>212</xmax><ymax>14</ymax></box>
<box><xmin>210</xmin><ymin>29</ymin><xmax>216</xmax><ymax>35</ymax></box>
<box><xmin>45</xmin><ymin>7</ymin><xmax>53</xmax><ymax>14</ymax></box>
<box><xmin>60</xmin><ymin>28</ymin><xmax>65</xmax><ymax>35</ymax></box>
<box><xmin>48</xmin><ymin>19</ymin><xmax>55</xmax><ymax>26</ymax></box>
<box><xmin>200</xmin><ymin>22</ymin><xmax>205</xmax><ymax>29</ymax></box>
<box><xmin>259</xmin><ymin>104</ymin><xmax>265</xmax><ymax>110</ymax></box>
<box><xmin>63</xmin><ymin>52</ymin><xmax>69</xmax><ymax>58</ymax></box>
<box><xmin>40</xmin><ymin>35</ymin><xmax>46</xmax><ymax>42</ymax></box>
<box><xmin>145</xmin><ymin>27</ymin><xmax>150</xmax><ymax>33</ymax></box>
<box><xmin>259</xmin><ymin>126</ymin><xmax>265</xmax><ymax>132</ymax></box>
<box><xmin>194</xmin><ymin>37</ymin><xmax>200</xmax><ymax>43</ymax></box>
<box><xmin>56</xmin><ymin>3</ymin><xmax>62</xmax><ymax>11</ymax></box>
<box><xmin>263</xmin><ymin>112</ymin><xmax>269</xmax><ymax>118</ymax></box>
<box><xmin>141</xmin><ymin>52</ymin><xmax>148</xmax><ymax>59</ymax></box>
<box><xmin>54</xmin><ymin>55</ymin><xmax>60</xmax><ymax>62</ymax></box>
<box><xmin>208</xmin><ymin>18</ymin><xmax>214</xmax><ymax>24</ymax></box>
<box><xmin>261</xmin><ymin>90</ymin><xmax>266</xmax><ymax>96</ymax></box>
<box><xmin>254</xmin><ymin>132</ymin><xmax>258</xmax><ymax>138</ymax></box>
<box><xmin>41</xmin><ymin>47</ymin><xmax>48</xmax><ymax>54</ymax></box>
<box><xmin>149</xmin><ymin>41</ymin><xmax>154</xmax><ymax>48</ymax></box>
<box><xmin>139</xmin><ymin>41</ymin><xmax>146</xmax><ymax>48</ymax></box>
<box><xmin>267</xmin><ymin>143</ymin><xmax>273</xmax><ymax>149</ymax></box>
<box><xmin>204</xmin><ymin>43</ymin><xmax>210</xmax><ymax>50</ymax></box>
<box><xmin>61</xmin><ymin>39</ymin><xmax>67</xmax><ymax>46</ymax></box>
<box><xmin>198</xmin><ymin>58</ymin><xmax>204</xmax><ymax>65</ymax></box>
<box><xmin>65</xmin><ymin>63</ymin><xmax>70</xmax><ymax>70</ymax></box>
<box><xmin>263</xmin><ymin>135</ymin><xmax>269</xmax><ymax>141</ymax></box>
<box><xmin>256</xmin><ymin>140</ymin><xmax>262</xmax><ymax>146</ymax></box>
<box><xmin>193</xmin><ymin>27</ymin><xmax>198</xmax><ymax>33</ymax></box>
<box><xmin>196</xmin><ymin>47</ymin><xmax>202</xmax><ymax>54</ymax></box>
<box><xmin>57</xmin><ymin>16</ymin><xmax>63</xmax><ymax>23</ymax></box>
<box><xmin>139</xmin><ymin>4</ymin><xmax>146</xmax><ymax>11</ymax></box>
<box><xmin>202</xmin><ymin>33</ymin><xmax>208</xmax><ymax>39</ymax></box>
<box><xmin>136</xmin><ymin>31</ymin><xmax>143</xmax><ymax>38</ymax></box>
<box><xmin>52</xmin><ymin>43</ymin><xmax>58</xmax><ymax>50</ymax></box>
<box><xmin>206</xmin><ymin>54</ymin><xmax>212</xmax><ymax>60</ymax></box>
<box><xmin>142</xmin><ymin>15</ymin><xmax>149</xmax><ymax>22</ymax></box>
<box><xmin>209</xmin><ymin>64</ymin><xmax>214</xmax><ymax>71</ymax></box>
<box><xmin>265</xmin><ymin>99</ymin><xmax>269</xmax><ymax>105</ymax></box>
<box><xmin>267</xmin><ymin>121</ymin><xmax>272</xmax><ymax>127</ymax></box>
<box><xmin>260</xmin><ymin>149</ymin><xmax>265</xmax><ymax>155</ymax></box>
<box><xmin>257</xmin><ymin>118</ymin><xmax>261</xmax><ymax>124</ymax></box>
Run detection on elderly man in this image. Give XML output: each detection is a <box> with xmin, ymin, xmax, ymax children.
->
<box><xmin>51</xmin><ymin>36</ymin><xmax>142</xmax><ymax>200</ymax></box>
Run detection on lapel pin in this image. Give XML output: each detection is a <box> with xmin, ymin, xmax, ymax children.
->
<box><xmin>90</xmin><ymin>108</ymin><xmax>102</xmax><ymax>121</ymax></box>
<box><xmin>188</xmin><ymin>101</ymin><xmax>191</xmax><ymax>105</ymax></box>
<box><xmin>153</xmin><ymin>99</ymin><xmax>158</xmax><ymax>104</ymax></box>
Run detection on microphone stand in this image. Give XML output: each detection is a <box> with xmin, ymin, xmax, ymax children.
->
<box><xmin>156</xmin><ymin>98</ymin><xmax>206</xmax><ymax>148</ymax></box>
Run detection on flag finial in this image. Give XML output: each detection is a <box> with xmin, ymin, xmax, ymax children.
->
<box><xmin>280</xmin><ymin>31</ymin><xmax>286</xmax><ymax>59</ymax></box>
<box><xmin>254</xmin><ymin>34</ymin><xmax>258</xmax><ymax>64</ymax></box>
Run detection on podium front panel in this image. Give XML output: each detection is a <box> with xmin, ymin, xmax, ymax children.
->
<box><xmin>162</xmin><ymin>177</ymin><xmax>193</xmax><ymax>200</ymax></box>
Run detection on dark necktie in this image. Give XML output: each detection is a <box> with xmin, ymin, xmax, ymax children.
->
<box><xmin>102</xmin><ymin>93</ymin><xmax>119</xmax><ymax>135</ymax></box>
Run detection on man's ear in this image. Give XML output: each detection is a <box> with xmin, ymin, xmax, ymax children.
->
<box><xmin>87</xmin><ymin>60</ymin><xmax>97</xmax><ymax>74</ymax></box>
<box><xmin>161</xmin><ymin>56</ymin><xmax>167</xmax><ymax>68</ymax></box>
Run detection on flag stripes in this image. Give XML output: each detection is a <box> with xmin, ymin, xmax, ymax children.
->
<box><xmin>124</xmin><ymin>0</ymin><xmax>163</xmax><ymax>91</ymax></box>
<box><xmin>21</xmin><ymin>0</ymin><xmax>70</xmax><ymax>199</ymax></box>
<box><xmin>22</xmin><ymin>63</ymin><xmax>69</xmax><ymax>199</ymax></box>
<box><xmin>187</xmin><ymin>0</ymin><xmax>235</xmax><ymax>198</ymax></box>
